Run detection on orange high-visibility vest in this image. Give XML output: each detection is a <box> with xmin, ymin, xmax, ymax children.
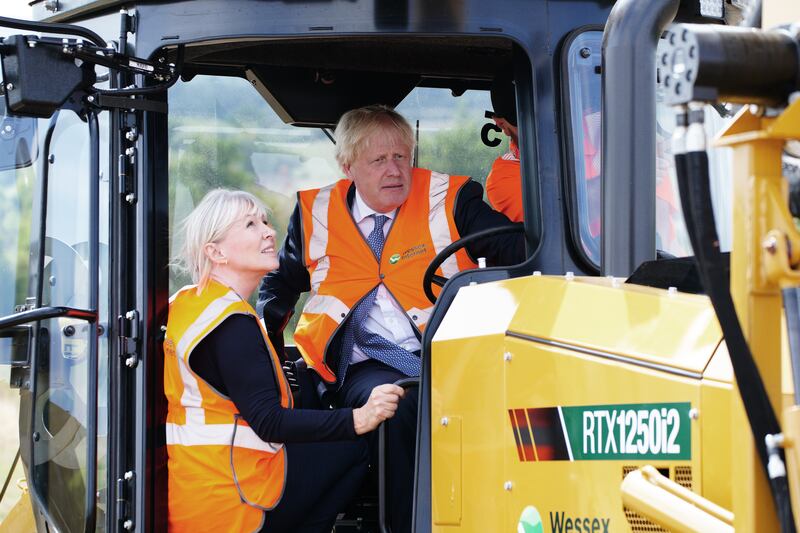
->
<box><xmin>293</xmin><ymin>168</ymin><xmax>477</xmax><ymax>383</ymax></box>
<box><xmin>164</xmin><ymin>280</ymin><xmax>292</xmax><ymax>533</ymax></box>
<box><xmin>486</xmin><ymin>153</ymin><xmax>522</xmax><ymax>223</ymax></box>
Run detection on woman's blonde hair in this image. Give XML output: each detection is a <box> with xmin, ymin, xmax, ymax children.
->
<box><xmin>334</xmin><ymin>105</ymin><xmax>415</xmax><ymax>167</ymax></box>
<box><xmin>173</xmin><ymin>189</ymin><xmax>268</xmax><ymax>290</ymax></box>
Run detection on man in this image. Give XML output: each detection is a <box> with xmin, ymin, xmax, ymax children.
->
<box><xmin>485</xmin><ymin>74</ymin><xmax>523</xmax><ymax>222</ymax></box>
<box><xmin>258</xmin><ymin>105</ymin><xmax>523</xmax><ymax>532</ymax></box>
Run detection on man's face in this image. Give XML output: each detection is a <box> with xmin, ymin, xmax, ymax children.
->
<box><xmin>344</xmin><ymin>131</ymin><xmax>412</xmax><ymax>213</ymax></box>
<box><xmin>493</xmin><ymin>117</ymin><xmax>519</xmax><ymax>145</ymax></box>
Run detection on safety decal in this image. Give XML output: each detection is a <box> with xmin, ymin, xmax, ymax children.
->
<box><xmin>508</xmin><ymin>402</ymin><xmax>691</xmax><ymax>461</ymax></box>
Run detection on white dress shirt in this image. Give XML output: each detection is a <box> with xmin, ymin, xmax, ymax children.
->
<box><xmin>350</xmin><ymin>190</ymin><xmax>422</xmax><ymax>364</ymax></box>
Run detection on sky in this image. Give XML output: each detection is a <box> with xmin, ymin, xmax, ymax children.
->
<box><xmin>1</xmin><ymin>1</ymin><xmax>33</xmax><ymax>20</ymax></box>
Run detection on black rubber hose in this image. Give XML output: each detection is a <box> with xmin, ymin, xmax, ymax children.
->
<box><xmin>94</xmin><ymin>45</ymin><xmax>185</xmax><ymax>96</ymax></box>
<box><xmin>677</xmin><ymin>146</ymin><xmax>796</xmax><ymax>532</ymax></box>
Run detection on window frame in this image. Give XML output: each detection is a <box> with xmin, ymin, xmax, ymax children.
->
<box><xmin>558</xmin><ymin>25</ymin><xmax>605</xmax><ymax>274</ymax></box>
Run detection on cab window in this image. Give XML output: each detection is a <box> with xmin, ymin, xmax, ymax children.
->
<box><xmin>168</xmin><ymin>76</ymin><xmax>503</xmax><ymax>342</ymax></box>
<box><xmin>564</xmin><ymin>30</ymin><xmax>729</xmax><ymax>267</ymax></box>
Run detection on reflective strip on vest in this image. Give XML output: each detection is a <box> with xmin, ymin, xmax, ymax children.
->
<box><xmin>165</xmin><ymin>422</ymin><xmax>283</xmax><ymax>453</ymax></box>
<box><xmin>309</xmin><ymin>185</ymin><xmax>333</xmax><ymax>260</ymax></box>
<box><xmin>407</xmin><ymin>306</ymin><xmax>434</xmax><ymax>328</ymax></box>
<box><xmin>303</xmin><ymin>293</ymin><xmax>349</xmax><ymax>324</ymax></box>
<box><xmin>175</xmin><ymin>295</ymin><xmax>238</xmax><ymax>426</ymax></box>
<box><xmin>428</xmin><ymin>171</ymin><xmax>459</xmax><ymax>278</ymax></box>
<box><xmin>310</xmin><ymin>256</ymin><xmax>330</xmax><ymax>292</ymax></box>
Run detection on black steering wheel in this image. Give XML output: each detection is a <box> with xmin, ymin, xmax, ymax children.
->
<box><xmin>423</xmin><ymin>223</ymin><xmax>525</xmax><ymax>304</ymax></box>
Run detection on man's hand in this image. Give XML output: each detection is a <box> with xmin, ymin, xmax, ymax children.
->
<box><xmin>352</xmin><ymin>384</ymin><xmax>405</xmax><ymax>435</ymax></box>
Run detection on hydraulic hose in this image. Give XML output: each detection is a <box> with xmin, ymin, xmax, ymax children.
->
<box><xmin>673</xmin><ymin>105</ymin><xmax>796</xmax><ymax>533</ymax></box>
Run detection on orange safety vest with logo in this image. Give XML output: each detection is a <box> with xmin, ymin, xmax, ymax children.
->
<box><xmin>294</xmin><ymin>167</ymin><xmax>477</xmax><ymax>383</ymax></box>
<box><xmin>164</xmin><ymin>279</ymin><xmax>292</xmax><ymax>533</ymax></box>
<box><xmin>486</xmin><ymin>150</ymin><xmax>522</xmax><ymax>223</ymax></box>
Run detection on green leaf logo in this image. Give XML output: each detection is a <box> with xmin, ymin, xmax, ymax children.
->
<box><xmin>518</xmin><ymin>506</ymin><xmax>543</xmax><ymax>533</ymax></box>
<box><xmin>389</xmin><ymin>253</ymin><xmax>401</xmax><ymax>264</ymax></box>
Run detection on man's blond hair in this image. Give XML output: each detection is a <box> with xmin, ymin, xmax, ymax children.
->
<box><xmin>334</xmin><ymin>105</ymin><xmax>415</xmax><ymax>167</ymax></box>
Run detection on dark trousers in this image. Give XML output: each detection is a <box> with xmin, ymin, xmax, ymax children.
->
<box><xmin>262</xmin><ymin>439</ymin><xmax>369</xmax><ymax>533</ymax></box>
<box><xmin>337</xmin><ymin>359</ymin><xmax>419</xmax><ymax>533</ymax></box>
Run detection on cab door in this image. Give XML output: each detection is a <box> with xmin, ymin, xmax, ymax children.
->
<box><xmin>0</xmin><ymin>59</ymin><xmax>112</xmax><ymax>533</ymax></box>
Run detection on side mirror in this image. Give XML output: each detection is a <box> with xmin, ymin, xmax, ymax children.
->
<box><xmin>0</xmin><ymin>95</ymin><xmax>38</xmax><ymax>170</ymax></box>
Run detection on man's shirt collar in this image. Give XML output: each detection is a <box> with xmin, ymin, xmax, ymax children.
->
<box><xmin>352</xmin><ymin>188</ymin><xmax>397</xmax><ymax>224</ymax></box>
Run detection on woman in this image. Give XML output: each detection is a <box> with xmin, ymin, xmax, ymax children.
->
<box><xmin>164</xmin><ymin>189</ymin><xmax>404</xmax><ymax>532</ymax></box>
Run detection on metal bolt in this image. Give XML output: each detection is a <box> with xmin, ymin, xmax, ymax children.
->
<box><xmin>44</xmin><ymin>0</ymin><xmax>59</xmax><ymax>12</ymax></box>
<box><xmin>63</xmin><ymin>325</ymin><xmax>76</xmax><ymax>337</ymax></box>
<box><xmin>49</xmin><ymin>276</ymin><xmax>56</xmax><ymax>287</ymax></box>
<box><xmin>440</xmin><ymin>417</ymin><xmax>449</xmax><ymax>427</ymax></box>
<box><xmin>125</xmin><ymin>356</ymin><xmax>137</xmax><ymax>368</ymax></box>
<box><xmin>504</xmin><ymin>481</ymin><xmax>513</xmax><ymax>491</ymax></box>
<box><xmin>27</xmin><ymin>40</ymin><xmax>37</xmax><ymax>48</ymax></box>
<box><xmin>5</xmin><ymin>83</ymin><xmax>13</xmax><ymax>91</ymax></box>
<box><xmin>125</xmin><ymin>193</ymin><xmax>136</xmax><ymax>204</ymax></box>
<box><xmin>125</xmin><ymin>310</ymin><xmax>136</xmax><ymax>320</ymax></box>
<box><xmin>161</xmin><ymin>325</ymin><xmax>168</xmax><ymax>332</ymax></box>
<box><xmin>504</xmin><ymin>352</ymin><xmax>512</xmax><ymax>362</ymax></box>
<box><xmin>763</xmin><ymin>236</ymin><xmax>778</xmax><ymax>255</ymax></box>
<box><xmin>124</xmin><ymin>471</ymin><xmax>134</xmax><ymax>481</ymax></box>
<box><xmin>97</xmin><ymin>324</ymin><xmax>105</xmax><ymax>335</ymax></box>
<box><xmin>533</xmin><ymin>271</ymin><xmax>541</xmax><ymax>276</ymax></box>
<box><xmin>33</xmin><ymin>432</ymin><xmax>40</xmax><ymax>442</ymax></box>
<box><xmin>123</xmin><ymin>520</ymin><xmax>134</xmax><ymax>530</ymax></box>
<box><xmin>48</xmin><ymin>154</ymin><xmax>55</xmax><ymax>164</ymax></box>
<box><xmin>667</xmin><ymin>286</ymin><xmax>677</xmax><ymax>295</ymax></box>
<box><xmin>565</xmin><ymin>271</ymin><xmax>575</xmax><ymax>281</ymax></box>
<box><xmin>86</xmin><ymin>95</ymin><xmax>95</xmax><ymax>103</ymax></box>
<box><xmin>125</xmin><ymin>147</ymin><xmax>136</xmax><ymax>157</ymax></box>
<box><xmin>579</xmin><ymin>47</ymin><xmax>591</xmax><ymax>59</ymax></box>
<box><xmin>689</xmin><ymin>408</ymin><xmax>699</xmax><ymax>420</ymax></box>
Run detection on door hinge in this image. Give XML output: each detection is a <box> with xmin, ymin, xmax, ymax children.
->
<box><xmin>118</xmin><ymin>109</ymin><xmax>139</xmax><ymax>205</ymax></box>
<box><xmin>118</xmin><ymin>310</ymin><xmax>139</xmax><ymax>368</ymax></box>
<box><xmin>117</xmin><ymin>470</ymin><xmax>136</xmax><ymax>530</ymax></box>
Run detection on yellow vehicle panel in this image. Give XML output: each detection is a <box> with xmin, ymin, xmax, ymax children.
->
<box><xmin>431</xmin><ymin>276</ymin><xmax>733</xmax><ymax>532</ymax></box>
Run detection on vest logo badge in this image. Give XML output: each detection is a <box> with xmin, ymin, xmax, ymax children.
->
<box><xmin>389</xmin><ymin>253</ymin><xmax>401</xmax><ymax>264</ymax></box>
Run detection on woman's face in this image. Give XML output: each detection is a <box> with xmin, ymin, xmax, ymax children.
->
<box><xmin>215</xmin><ymin>212</ymin><xmax>279</xmax><ymax>276</ymax></box>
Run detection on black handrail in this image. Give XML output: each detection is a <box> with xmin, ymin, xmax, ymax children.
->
<box><xmin>600</xmin><ymin>0</ymin><xmax>679</xmax><ymax>276</ymax></box>
<box><xmin>0</xmin><ymin>306</ymin><xmax>96</xmax><ymax>330</ymax></box>
<box><xmin>378</xmin><ymin>377</ymin><xmax>419</xmax><ymax>533</ymax></box>
<box><xmin>83</xmin><ymin>109</ymin><xmax>100</xmax><ymax>533</ymax></box>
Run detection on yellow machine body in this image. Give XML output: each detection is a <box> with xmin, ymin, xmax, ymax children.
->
<box><xmin>430</xmin><ymin>275</ymin><xmax>735</xmax><ymax>532</ymax></box>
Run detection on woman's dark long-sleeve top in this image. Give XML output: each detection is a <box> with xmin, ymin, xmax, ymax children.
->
<box><xmin>189</xmin><ymin>313</ymin><xmax>356</xmax><ymax>442</ymax></box>
<box><xmin>257</xmin><ymin>178</ymin><xmax>526</xmax><ymax>345</ymax></box>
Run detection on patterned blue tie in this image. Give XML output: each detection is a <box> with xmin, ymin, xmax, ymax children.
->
<box><xmin>337</xmin><ymin>214</ymin><xmax>421</xmax><ymax>386</ymax></box>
